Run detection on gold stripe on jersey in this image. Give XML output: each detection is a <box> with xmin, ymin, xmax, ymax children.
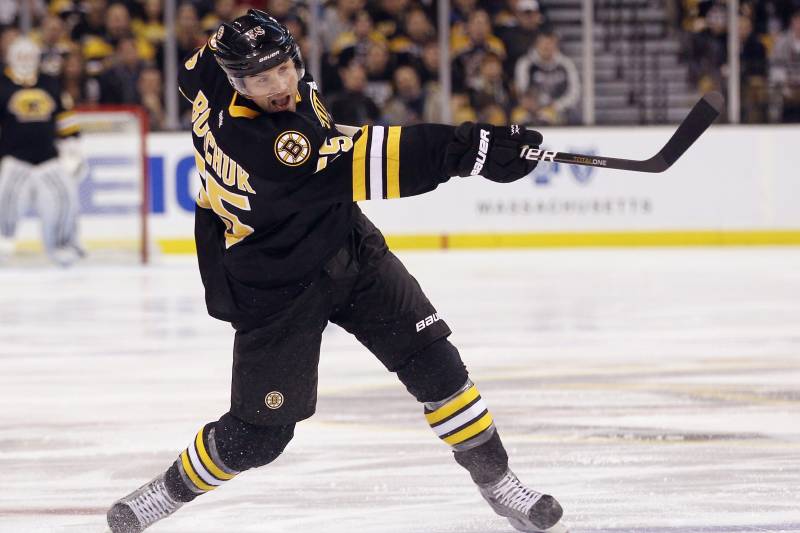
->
<box><xmin>310</xmin><ymin>88</ymin><xmax>331</xmax><ymax>129</ymax></box>
<box><xmin>194</xmin><ymin>150</ymin><xmax>212</xmax><ymax>209</ymax></box>
<box><xmin>386</xmin><ymin>126</ymin><xmax>401</xmax><ymax>198</ymax></box>
<box><xmin>350</xmin><ymin>126</ymin><xmax>404</xmax><ymax>202</ymax></box>
<box><xmin>228</xmin><ymin>93</ymin><xmax>260</xmax><ymax>119</ymax></box>
<box><xmin>196</xmin><ymin>184</ymin><xmax>212</xmax><ymax>209</ymax></box>
<box><xmin>352</xmin><ymin>126</ymin><xmax>369</xmax><ymax>201</ymax></box>
<box><xmin>424</xmin><ymin>381</ymin><xmax>496</xmax><ymax>451</ymax></box>
<box><xmin>56</xmin><ymin>110</ymin><xmax>80</xmax><ymax>136</ymax></box>
<box><xmin>184</xmin><ymin>45</ymin><xmax>206</xmax><ymax>70</ymax></box>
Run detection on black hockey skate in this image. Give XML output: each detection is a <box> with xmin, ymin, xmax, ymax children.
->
<box><xmin>107</xmin><ymin>473</ymin><xmax>184</xmax><ymax>533</ymax></box>
<box><xmin>478</xmin><ymin>469</ymin><xmax>568</xmax><ymax>533</ymax></box>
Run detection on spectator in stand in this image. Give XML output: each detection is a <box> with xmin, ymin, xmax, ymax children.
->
<box><xmin>389</xmin><ymin>6</ymin><xmax>435</xmax><ymax>63</ymax></box>
<box><xmin>0</xmin><ymin>26</ymin><xmax>20</xmax><ymax>65</ymax></box>
<box><xmin>419</xmin><ymin>39</ymin><xmax>441</xmax><ymax>85</ymax></box>
<box><xmin>36</xmin><ymin>14</ymin><xmax>72</xmax><ymax>77</ymax></box>
<box><xmin>70</xmin><ymin>0</ymin><xmax>107</xmax><ymax>52</ymax></box>
<box><xmin>137</xmin><ymin>66</ymin><xmax>165</xmax><ymax>130</ymax></box>
<box><xmin>511</xmin><ymin>85</ymin><xmax>557</xmax><ymax>126</ymax></box>
<box><xmin>98</xmin><ymin>35</ymin><xmax>145</xmax><ymax>104</ymax></box>
<box><xmin>495</xmin><ymin>0</ymin><xmax>546</xmax><ymax>73</ymax></box>
<box><xmin>328</xmin><ymin>10</ymin><xmax>385</xmax><ymax>92</ymax></box>
<box><xmin>328</xmin><ymin>60</ymin><xmax>381</xmax><ymax>125</ymax></box>
<box><xmin>0</xmin><ymin>0</ymin><xmax>46</xmax><ymax>27</ymax></box>
<box><xmin>134</xmin><ymin>0</ymin><xmax>166</xmax><ymax>52</ymax></box>
<box><xmin>751</xmin><ymin>0</ymin><xmax>797</xmax><ymax>36</ymax></box>
<box><xmin>476</xmin><ymin>101</ymin><xmax>508</xmax><ymax>126</ymax></box>
<box><xmin>61</xmin><ymin>46</ymin><xmax>100</xmax><ymax>105</ymax></box>
<box><xmin>372</xmin><ymin>0</ymin><xmax>412</xmax><ymax>40</ymax></box>
<box><xmin>771</xmin><ymin>9</ymin><xmax>800</xmax><ymax>121</ymax></box>
<box><xmin>452</xmin><ymin>92</ymin><xmax>478</xmax><ymax>123</ymax></box>
<box><xmin>267</xmin><ymin>0</ymin><xmax>305</xmax><ymax>24</ymax></box>
<box><xmin>202</xmin><ymin>0</ymin><xmax>238</xmax><ymax>35</ymax></box>
<box><xmin>452</xmin><ymin>9</ymin><xmax>506</xmax><ymax>93</ymax></box>
<box><xmin>382</xmin><ymin>64</ymin><xmax>428</xmax><ymax>125</ymax></box>
<box><xmin>78</xmin><ymin>2</ymin><xmax>154</xmax><ymax>76</ymax></box>
<box><xmin>159</xmin><ymin>3</ymin><xmax>205</xmax><ymax>126</ymax></box>
<box><xmin>469</xmin><ymin>51</ymin><xmax>513</xmax><ymax>113</ymax></box>
<box><xmin>320</xmin><ymin>0</ymin><xmax>364</xmax><ymax>51</ymax></box>
<box><xmin>157</xmin><ymin>2</ymin><xmax>205</xmax><ymax>71</ymax></box>
<box><xmin>514</xmin><ymin>30</ymin><xmax>580</xmax><ymax>125</ymax></box>
<box><xmin>451</xmin><ymin>0</ymin><xmax>479</xmax><ymax>32</ymax></box>
<box><xmin>689</xmin><ymin>2</ymin><xmax>728</xmax><ymax>93</ymax></box>
<box><xmin>739</xmin><ymin>13</ymin><xmax>769</xmax><ymax>122</ymax></box>
<box><xmin>333</xmin><ymin>10</ymin><xmax>386</xmax><ymax>67</ymax></box>
<box><xmin>363</xmin><ymin>40</ymin><xmax>396</xmax><ymax>108</ymax></box>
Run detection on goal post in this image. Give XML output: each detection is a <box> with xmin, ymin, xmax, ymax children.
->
<box><xmin>73</xmin><ymin>105</ymin><xmax>150</xmax><ymax>264</ymax></box>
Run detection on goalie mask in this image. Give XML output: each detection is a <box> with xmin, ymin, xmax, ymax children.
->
<box><xmin>211</xmin><ymin>9</ymin><xmax>305</xmax><ymax>98</ymax></box>
<box><xmin>6</xmin><ymin>37</ymin><xmax>41</xmax><ymax>86</ymax></box>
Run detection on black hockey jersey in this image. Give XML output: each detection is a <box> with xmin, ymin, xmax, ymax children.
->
<box><xmin>0</xmin><ymin>72</ymin><xmax>78</xmax><ymax>164</ymax></box>
<box><xmin>178</xmin><ymin>40</ymin><xmax>457</xmax><ymax>323</ymax></box>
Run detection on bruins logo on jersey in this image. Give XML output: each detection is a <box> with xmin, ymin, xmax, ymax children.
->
<box><xmin>274</xmin><ymin>131</ymin><xmax>310</xmax><ymax>166</ymax></box>
<box><xmin>8</xmin><ymin>88</ymin><xmax>56</xmax><ymax>122</ymax></box>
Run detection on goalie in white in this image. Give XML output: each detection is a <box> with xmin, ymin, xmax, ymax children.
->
<box><xmin>0</xmin><ymin>36</ymin><xmax>87</xmax><ymax>266</ymax></box>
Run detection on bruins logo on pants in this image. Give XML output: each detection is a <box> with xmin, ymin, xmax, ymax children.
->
<box><xmin>274</xmin><ymin>131</ymin><xmax>310</xmax><ymax>166</ymax></box>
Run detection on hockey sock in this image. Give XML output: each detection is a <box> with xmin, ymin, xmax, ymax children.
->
<box><xmin>425</xmin><ymin>379</ymin><xmax>495</xmax><ymax>450</ymax></box>
<box><xmin>164</xmin><ymin>423</ymin><xmax>239</xmax><ymax>502</ymax></box>
<box><xmin>424</xmin><ymin>379</ymin><xmax>509</xmax><ymax>483</ymax></box>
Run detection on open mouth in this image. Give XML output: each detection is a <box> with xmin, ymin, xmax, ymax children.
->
<box><xmin>270</xmin><ymin>94</ymin><xmax>291</xmax><ymax>110</ymax></box>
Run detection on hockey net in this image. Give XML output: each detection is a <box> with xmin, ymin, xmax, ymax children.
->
<box><xmin>11</xmin><ymin>106</ymin><xmax>151</xmax><ymax>264</ymax></box>
<box><xmin>73</xmin><ymin>105</ymin><xmax>150</xmax><ymax>263</ymax></box>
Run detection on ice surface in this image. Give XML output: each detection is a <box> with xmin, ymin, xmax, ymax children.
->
<box><xmin>1</xmin><ymin>249</ymin><xmax>799</xmax><ymax>533</ymax></box>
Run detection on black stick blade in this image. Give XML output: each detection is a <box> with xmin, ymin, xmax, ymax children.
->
<box><xmin>650</xmin><ymin>91</ymin><xmax>724</xmax><ymax>171</ymax></box>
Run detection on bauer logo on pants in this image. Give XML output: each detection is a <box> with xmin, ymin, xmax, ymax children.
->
<box><xmin>265</xmin><ymin>391</ymin><xmax>284</xmax><ymax>409</ymax></box>
<box><xmin>416</xmin><ymin>313</ymin><xmax>441</xmax><ymax>332</ymax></box>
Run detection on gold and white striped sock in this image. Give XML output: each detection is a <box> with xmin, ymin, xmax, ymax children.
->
<box><xmin>176</xmin><ymin>425</ymin><xmax>239</xmax><ymax>495</ymax></box>
<box><xmin>424</xmin><ymin>380</ymin><xmax>496</xmax><ymax>452</ymax></box>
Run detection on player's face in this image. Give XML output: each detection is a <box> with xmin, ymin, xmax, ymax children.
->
<box><xmin>239</xmin><ymin>59</ymin><xmax>299</xmax><ymax>113</ymax></box>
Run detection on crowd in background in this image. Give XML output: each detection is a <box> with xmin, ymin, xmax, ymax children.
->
<box><xmin>1</xmin><ymin>0</ymin><xmax>799</xmax><ymax>129</ymax></box>
<box><xmin>682</xmin><ymin>0</ymin><xmax>800</xmax><ymax>122</ymax></box>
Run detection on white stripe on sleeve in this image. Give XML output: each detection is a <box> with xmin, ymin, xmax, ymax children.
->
<box><xmin>369</xmin><ymin>126</ymin><xmax>385</xmax><ymax>200</ymax></box>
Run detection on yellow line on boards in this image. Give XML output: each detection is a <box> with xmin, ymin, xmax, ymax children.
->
<box><xmin>155</xmin><ymin>231</ymin><xmax>800</xmax><ymax>253</ymax></box>
<box><xmin>12</xmin><ymin>231</ymin><xmax>800</xmax><ymax>257</ymax></box>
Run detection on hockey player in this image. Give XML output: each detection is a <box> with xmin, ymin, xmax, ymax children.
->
<box><xmin>0</xmin><ymin>36</ymin><xmax>85</xmax><ymax>266</ymax></box>
<box><xmin>107</xmin><ymin>10</ymin><xmax>567</xmax><ymax>533</ymax></box>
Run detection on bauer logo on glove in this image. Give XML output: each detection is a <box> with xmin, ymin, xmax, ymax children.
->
<box><xmin>444</xmin><ymin>122</ymin><xmax>544</xmax><ymax>183</ymax></box>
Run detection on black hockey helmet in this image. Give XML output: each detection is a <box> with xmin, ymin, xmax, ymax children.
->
<box><xmin>212</xmin><ymin>9</ymin><xmax>304</xmax><ymax>90</ymax></box>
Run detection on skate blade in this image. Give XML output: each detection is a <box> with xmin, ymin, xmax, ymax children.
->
<box><xmin>509</xmin><ymin>516</ymin><xmax>570</xmax><ymax>533</ymax></box>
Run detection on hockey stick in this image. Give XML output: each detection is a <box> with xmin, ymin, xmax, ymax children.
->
<box><xmin>520</xmin><ymin>92</ymin><xmax>724</xmax><ymax>173</ymax></box>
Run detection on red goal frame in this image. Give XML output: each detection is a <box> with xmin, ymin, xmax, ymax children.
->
<box><xmin>74</xmin><ymin>104</ymin><xmax>151</xmax><ymax>264</ymax></box>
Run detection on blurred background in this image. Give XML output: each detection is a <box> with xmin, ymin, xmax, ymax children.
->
<box><xmin>6</xmin><ymin>0</ymin><xmax>800</xmax><ymax>129</ymax></box>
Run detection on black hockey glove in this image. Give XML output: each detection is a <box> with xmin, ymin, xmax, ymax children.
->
<box><xmin>444</xmin><ymin>122</ymin><xmax>544</xmax><ymax>183</ymax></box>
